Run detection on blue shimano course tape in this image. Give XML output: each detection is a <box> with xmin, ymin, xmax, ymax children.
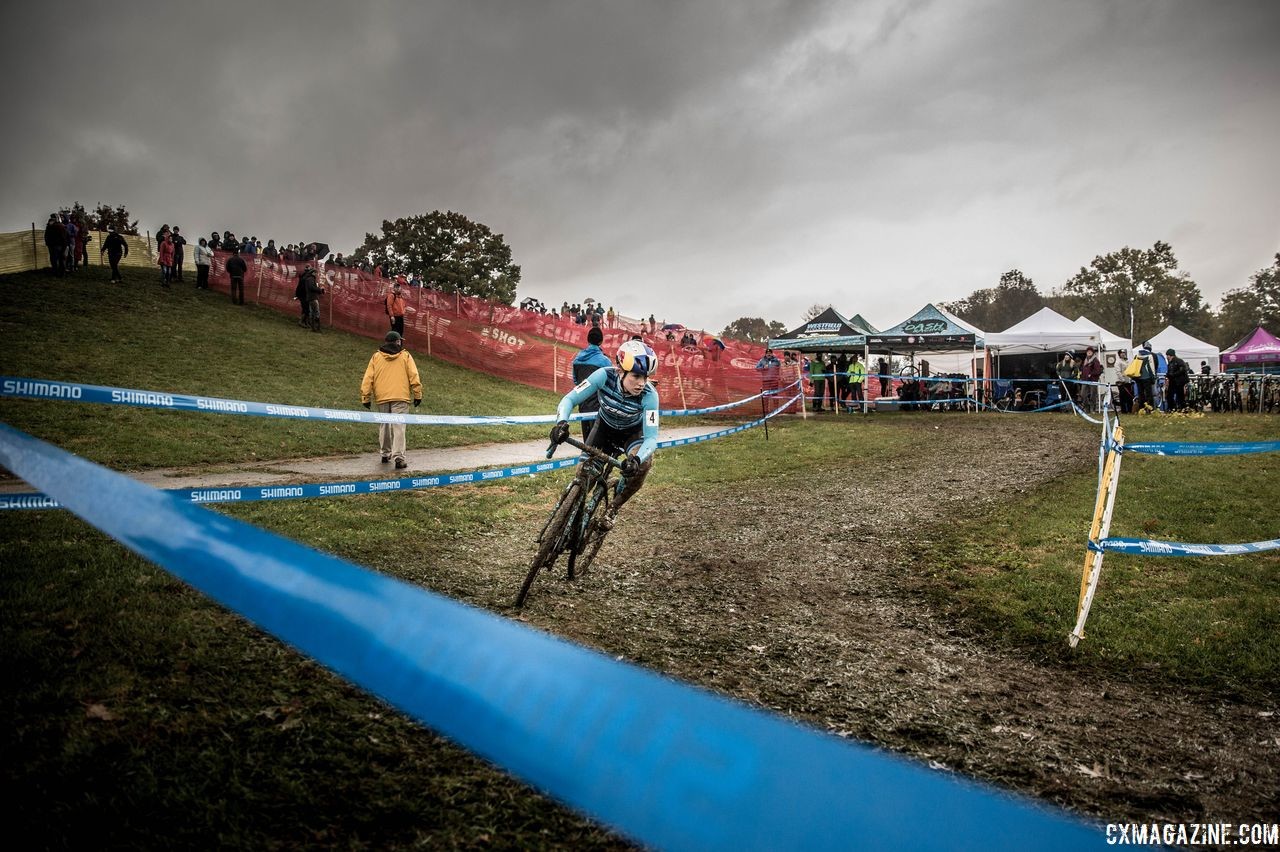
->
<box><xmin>0</xmin><ymin>376</ymin><xmax>774</xmax><ymax>424</ymax></box>
<box><xmin>0</xmin><ymin>393</ymin><xmax>805</xmax><ymax>511</ymax></box>
<box><xmin>0</xmin><ymin>421</ymin><xmax>1107</xmax><ymax>851</ymax></box>
<box><xmin>1123</xmin><ymin>440</ymin><xmax>1280</xmax><ymax>456</ymax></box>
<box><xmin>1093</xmin><ymin>537</ymin><xmax>1280</xmax><ymax>556</ymax></box>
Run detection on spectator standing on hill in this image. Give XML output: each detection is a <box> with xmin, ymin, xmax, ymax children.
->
<box><xmin>1166</xmin><ymin>349</ymin><xmax>1190</xmax><ymax>411</ymax></box>
<box><xmin>62</xmin><ymin>214</ymin><xmax>78</xmax><ymax>271</ymax></box>
<box><xmin>208</xmin><ymin>231</ymin><xmax>221</xmax><ymax>251</ymax></box>
<box><xmin>43</xmin><ymin>214</ymin><xmax>67</xmax><ymax>275</ymax></box>
<box><xmin>263</xmin><ymin>239</ymin><xmax>279</xmax><ymax>260</ymax></box>
<box><xmin>571</xmin><ymin>326</ymin><xmax>613</xmax><ymax>439</ymax></box>
<box><xmin>75</xmin><ymin>220</ymin><xmax>91</xmax><ymax>269</ymax></box>
<box><xmin>303</xmin><ymin>265</ymin><xmax>325</xmax><ymax>331</ymax></box>
<box><xmin>171</xmin><ymin>227</ymin><xmax>187</xmax><ymax>281</ymax></box>
<box><xmin>360</xmin><ymin>331</ymin><xmax>423</xmax><ymax>470</ymax></box>
<box><xmin>293</xmin><ymin>267</ymin><xmax>311</xmax><ymax>326</ymax></box>
<box><xmin>100</xmin><ymin>225</ymin><xmax>128</xmax><ymax>283</ymax></box>
<box><xmin>386</xmin><ymin>278</ymin><xmax>407</xmax><ymax>337</ymax></box>
<box><xmin>225</xmin><ymin>244</ymin><xmax>247</xmax><ymax>305</ymax></box>
<box><xmin>193</xmin><ymin>237</ymin><xmax>212</xmax><ymax>290</ymax></box>
<box><xmin>157</xmin><ymin>232</ymin><xmax>175</xmax><ymax>288</ymax></box>
<box><xmin>606</xmin><ymin>306</ymin><xmax>615</xmax><ymax>328</ymax></box>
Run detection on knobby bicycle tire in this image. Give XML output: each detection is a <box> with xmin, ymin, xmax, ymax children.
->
<box><xmin>516</xmin><ymin>480</ymin><xmax>583</xmax><ymax>608</ymax></box>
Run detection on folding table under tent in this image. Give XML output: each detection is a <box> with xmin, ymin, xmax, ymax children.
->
<box><xmin>1147</xmin><ymin>325</ymin><xmax>1221</xmax><ymax>374</ymax></box>
<box><xmin>1220</xmin><ymin>326</ymin><xmax>1280</xmax><ymax>371</ymax></box>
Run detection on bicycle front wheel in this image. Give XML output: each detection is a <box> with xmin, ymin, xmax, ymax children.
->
<box><xmin>516</xmin><ymin>481</ymin><xmax>583</xmax><ymax>608</ymax></box>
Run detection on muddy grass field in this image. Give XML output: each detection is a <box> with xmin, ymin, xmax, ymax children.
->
<box><xmin>5</xmin><ymin>415</ymin><xmax>1277</xmax><ymax>848</ymax></box>
<box><xmin>433</xmin><ymin>416</ymin><xmax>1278</xmax><ymax>837</ymax></box>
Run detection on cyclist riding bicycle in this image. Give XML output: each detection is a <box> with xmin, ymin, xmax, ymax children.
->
<box><xmin>549</xmin><ymin>339</ymin><xmax>660</xmax><ymax>529</ymax></box>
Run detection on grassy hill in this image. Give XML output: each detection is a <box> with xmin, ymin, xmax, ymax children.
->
<box><xmin>0</xmin><ymin>268</ymin><xmax>563</xmax><ymax>470</ymax></box>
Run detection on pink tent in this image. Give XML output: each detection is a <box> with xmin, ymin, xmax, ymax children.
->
<box><xmin>1221</xmin><ymin>326</ymin><xmax>1280</xmax><ymax>365</ymax></box>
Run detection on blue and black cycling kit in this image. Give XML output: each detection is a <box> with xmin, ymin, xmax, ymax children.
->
<box><xmin>557</xmin><ymin>367</ymin><xmax>660</xmax><ymax>461</ymax></box>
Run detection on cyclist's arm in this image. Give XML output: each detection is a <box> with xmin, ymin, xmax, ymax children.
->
<box><xmin>635</xmin><ymin>386</ymin><xmax>660</xmax><ymax>462</ymax></box>
<box><xmin>556</xmin><ymin>366</ymin><xmax>609</xmax><ymax>421</ymax></box>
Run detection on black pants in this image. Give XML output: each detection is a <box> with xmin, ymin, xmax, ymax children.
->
<box><xmin>196</xmin><ymin>264</ymin><xmax>209</xmax><ymax>289</ymax></box>
<box><xmin>390</xmin><ymin>315</ymin><xmax>404</xmax><ymax>337</ymax></box>
<box><xmin>48</xmin><ymin>246</ymin><xmax>64</xmax><ymax>274</ymax></box>
<box><xmin>230</xmin><ymin>276</ymin><xmax>245</xmax><ymax>305</ymax></box>
<box><xmin>584</xmin><ymin>419</ymin><xmax>651</xmax><ymax>513</ymax></box>
<box><xmin>174</xmin><ymin>256</ymin><xmax>184</xmax><ymax>281</ymax></box>
<box><xmin>107</xmin><ymin>252</ymin><xmax>123</xmax><ymax>281</ymax></box>
<box><xmin>1169</xmin><ymin>379</ymin><xmax>1187</xmax><ymax>410</ymax></box>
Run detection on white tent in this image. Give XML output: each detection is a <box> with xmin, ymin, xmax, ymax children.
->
<box><xmin>986</xmin><ymin>307</ymin><xmax>1101</xmax><ymax>354</ymax></box>
<box><xmin>1072</xmin><ymin>316</ymin><xmax>1130</xmax><ymax>353</ymax></box>
<box><xmin>1147</xmin><ymin>325</ymin><xmax>1220</xmax><ymax>374</ymax></box>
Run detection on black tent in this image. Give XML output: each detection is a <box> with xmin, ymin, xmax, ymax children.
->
<box><xmin>768</xmin><ymin>307</ymin><xmax>874</xmax><ymax>351</ymax></box>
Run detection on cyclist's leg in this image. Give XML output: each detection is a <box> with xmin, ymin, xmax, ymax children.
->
<box><xmin>611</xmin><ymin>437</ymin><xmax>652</xmax><ymax>514</ymax></box>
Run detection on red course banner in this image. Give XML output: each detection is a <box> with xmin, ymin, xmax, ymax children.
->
<box><xmin>210</xmin><ymin>254</ymin><xmax>802</xmax><ymax>415</ymax></box>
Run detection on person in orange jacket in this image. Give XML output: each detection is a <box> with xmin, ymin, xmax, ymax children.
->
<box><xmin>386</xmin><ymin>278</ymin><xmax>407</xmax><ymax>337</ymax></box>
<box><xmin>360</xmin><ymin>331</ymin><xmax>423</xmax><ymax>469</ymax></box>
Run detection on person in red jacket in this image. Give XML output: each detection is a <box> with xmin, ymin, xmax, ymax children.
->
<box><xmin>157</xmin><ymin>233</ymin><xmax>175</xmax><ymax>287</ymax></box>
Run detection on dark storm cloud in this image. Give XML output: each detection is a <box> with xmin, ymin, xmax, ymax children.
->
<box><xmin>2</xmin><ymin>0</ymin><xmax>1277</xmax><ymax>332</ymax></box>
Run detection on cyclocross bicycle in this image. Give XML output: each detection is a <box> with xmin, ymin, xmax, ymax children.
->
<box><xmin>515</xmin><ymin>434</ymin><xmax>625</xmax><ymax>608</ymax></box>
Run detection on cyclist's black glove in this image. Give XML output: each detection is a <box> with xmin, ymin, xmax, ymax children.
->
<box><xmin>413</xmin><ymin>398</ymin><xmax>421</xmax><ymax>407</ymax></box>
<box><xmin>549</xmin><ymin>420</ymin><xmax>570</xmax><ymax>445</ymax></box>
<box><xmin>362</xmin><ymin>401</ymin><xmax>371</xmax><ymax>409</ymax></box>
<box><xmin>621</xmin><ymin>455</ymin><xmax>641</xmax><ymax>478</ymax></box>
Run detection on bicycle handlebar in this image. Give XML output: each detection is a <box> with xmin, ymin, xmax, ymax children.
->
<box><xmin>545</xmin><ymin>436</ymin><xmax>627</xmax><ymax>470</ymax></box>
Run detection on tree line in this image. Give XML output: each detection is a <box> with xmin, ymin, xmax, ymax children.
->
<box><xmin>941</xmin><ymin>243</ymin><xmax>1279</xmax><ymax>349</ymax></box>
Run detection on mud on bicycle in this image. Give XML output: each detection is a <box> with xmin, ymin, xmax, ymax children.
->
<box><xmin>514</xmin><ymin>432</ymin><xmax>635</xmax><ymax>608</ymax></box>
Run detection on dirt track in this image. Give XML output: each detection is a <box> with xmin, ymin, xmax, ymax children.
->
<box><xmin>445</xmin><ymin>416</ymin><xmax>1277</xmax><ymax>829</ymax></box>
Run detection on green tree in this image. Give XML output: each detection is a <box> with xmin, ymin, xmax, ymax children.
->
<box><xmin>721</xmin><ymin>317</ymin><xmax>788</xmax><ymax>343</ymax></box>
<box><xmin>350</xmin><ymin>211</ymin><xmax>520</xmax><ymax>303</ymax></box>
<box><xmin>1054</xmin><ymin>241</ymin><xmax>1212</xmax><ymax>342</ymax></box>
<box><xmin>63</xmin><ymin>202</ymin><xmax>139</xmax><ymax>235</ymax></box>
<box><xmin>942</xmin><ymin>269</ymin><xmax>1045</xmax><ymax>331</ymax></box>
<box><xmin>1216</xmin><ymin>253</ymin><xmax>1280</xmax><ymax>348</ymax></box>
<box><xmin>801</xmin><ymin>303</ymin><xmax>832</xmax><ymax>322</ymax></box>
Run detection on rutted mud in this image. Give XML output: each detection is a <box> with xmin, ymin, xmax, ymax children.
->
<box><xmin>446</xmin><ymin>416</ymin><xmax>1277</xmax><ymax>830</ymax></box>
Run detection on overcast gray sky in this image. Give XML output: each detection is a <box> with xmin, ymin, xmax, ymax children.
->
<box><xmin>2</xmin><ymin>0</ymin><xmax>1276</xmax><ymax>333</ymax></box>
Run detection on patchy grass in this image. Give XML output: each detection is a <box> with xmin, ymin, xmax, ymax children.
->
<box><xmin>917</xmin><ymin>412</ymin><xmax>1280</xmax><ymax>700</ymax></box>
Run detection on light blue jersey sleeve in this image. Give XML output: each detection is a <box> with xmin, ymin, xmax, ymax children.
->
<box><xmin>556</xmin><ymin>366</ymin><xmax>610</xmax><ymax>422</ymax></box>
<box><xmin>635</xmin><ymin>384</ymin><xmax>660</xmax><ymax>462</ymax></box>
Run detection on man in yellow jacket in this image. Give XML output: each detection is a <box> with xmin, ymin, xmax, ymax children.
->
<box><xmin>360</xmin><ymin>331</ymin><xmax>423</xmax><ymax>469</ymax></box>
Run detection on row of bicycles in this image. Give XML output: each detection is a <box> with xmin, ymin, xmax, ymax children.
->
<box><xmin>1185</xmin><ymin>373</ymin><xmax>1280</xmax><ymax>414</ymax></box>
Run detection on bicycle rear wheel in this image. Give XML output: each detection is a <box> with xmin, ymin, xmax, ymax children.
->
<box><xmin>516</xmin><ymin>481</ymin><xmax>583</xmax><ymax>608</ymax></box>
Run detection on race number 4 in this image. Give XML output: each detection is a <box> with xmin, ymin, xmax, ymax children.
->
<box><xmin>646</xmin><ymin>409</ymin><xmax>659</xmax><ymax>428</ymax></box>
